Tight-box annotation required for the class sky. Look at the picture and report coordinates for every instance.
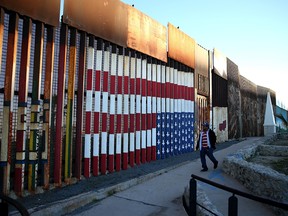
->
[120,0,288,109]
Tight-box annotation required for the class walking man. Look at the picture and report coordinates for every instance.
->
[196,122,218,171]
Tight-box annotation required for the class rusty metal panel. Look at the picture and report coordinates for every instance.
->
[63,0,127,47]
[127,6,167,62]
[168,23,195,68]
[195,44,208,76]
[0,0,60,27]
[213,48,227,80]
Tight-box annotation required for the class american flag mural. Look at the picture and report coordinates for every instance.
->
[156,63,195,159]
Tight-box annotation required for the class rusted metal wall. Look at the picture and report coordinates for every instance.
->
[168,23,195,69]
[0,0,60,27]
[63,0,127,48]
[227,58,241,139]
[213,48,227,80]
[195,44,209,97]
[127,5,167,62]
[240,75,258,137]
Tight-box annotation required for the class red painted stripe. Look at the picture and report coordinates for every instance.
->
[128,114,134,132]
[147,114,152,129]
[102,71,109,92]
[116,154,121,171]
[95,70,101,91]
[109,115,115,133]
[123,115,131,133]
[141,149,146,164]
[122,153,128,170]
[94,112,100,133]
[129,152,135,167]
[100,154,107,175]
[191,87,195,101]
[110,76,116,94]
[117,76,123,93]
[116,115,122,133]
[92,156,98,176]
[136,78,141,94]
[147,146,151,162]
[142,79,146,96]
[136,113,141,130]
[85,112,91,132]
[16,131,24,151]
[102,113,107,132]
[130,78,135,94]
[151,146,156,161]
[124,76,129,94]
[14,169,22,193]
[86,69,93,90]
[141,114,146,130]
[108,155,114,173]
[135,149,140,165]
[152,113,157,126]
[84,158,90,177]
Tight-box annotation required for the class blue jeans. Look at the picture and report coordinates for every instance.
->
[200,148,218,169]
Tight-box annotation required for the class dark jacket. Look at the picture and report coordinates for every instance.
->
[196,129,216,150]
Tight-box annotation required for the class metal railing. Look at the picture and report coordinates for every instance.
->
[0,194,29,216]
[183,174,288,216]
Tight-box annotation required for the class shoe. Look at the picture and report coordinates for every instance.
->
[214,161,218,169]
[201,168,208,172]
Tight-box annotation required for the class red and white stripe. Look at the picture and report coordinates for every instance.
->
[141,58,147,163]
[122,53,129,170]
[151,63,158,160]
[101,48,110,175]
[135,57,142,165]
[108,51,117,173]
[169,65,175,155]
[93,49,102,176]
[155,64,162,159]
[84,44,94,178]
[116,53,124,171]
[129,56,136,167]
[173,67,179,154]
[146,61,152,162]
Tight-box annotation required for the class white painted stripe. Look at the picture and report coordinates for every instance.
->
[110,95,116,115]
[136,131,141,150]
[86,91,93,111]
[102,92,109,113]
[111,53,117,76]
[130,57,135,78]
[130,95,135,114]
[84,134,91,158]
[162,98,166,112]
[147,130,151,147]
[136,95,141,113]
[152,97,156,113]
[93,134,100,156]
[123,133,129,153]
[124,95,129,114]
[147,96,152,113]
[157,98,161,113]
[87,47,94,69]
[136,58,141,78]
[116,134,122,154]
[152,128,156,147]
[129,133,135,151]
[96,50,102,71]
[124,56,130,76]
[142,97,147,113]
[118,55,124,76]
[101,132,107,153]
[95,91,101,112]
[141,131,146,148]
[117,95,123,114]
[104,51,110,72]
[109,134,115,155]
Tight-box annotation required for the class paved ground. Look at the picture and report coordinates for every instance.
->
[10,137,285,215]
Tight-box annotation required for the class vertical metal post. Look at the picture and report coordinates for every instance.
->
[155,62,162,160]
[146,57,152,162]
[228,195,238,216]
[116,47,124,171]
[64,28,77,183]
[93,39,102,176]
[141,56,147,164]
[0,8,4,74]
[151,59,157,161]
[169,60,175,156]
[15,17,32,195]
[108,45,117,173]
[54,23,67,186]
[75,31,86,179]
[84,36,94,178]
[1,12,18,195]
[135,53,141,165]
[42,25,55,188]
[189,178,197,216]
[121,48,128,170]
[160,64,166,159]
